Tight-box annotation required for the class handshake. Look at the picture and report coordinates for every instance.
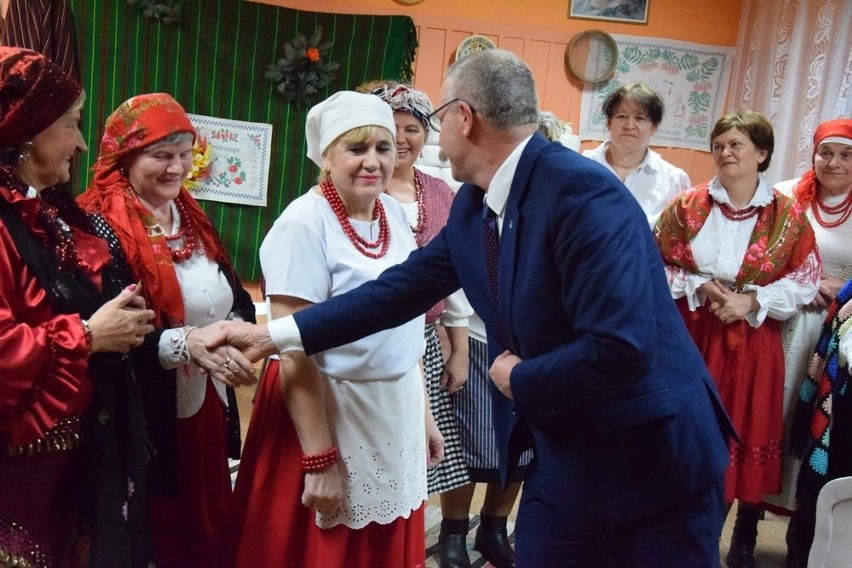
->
[184,320,280,388]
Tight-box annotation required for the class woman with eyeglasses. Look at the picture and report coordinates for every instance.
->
[655,109,820,568]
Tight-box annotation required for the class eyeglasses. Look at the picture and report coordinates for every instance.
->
[425,98,475,132]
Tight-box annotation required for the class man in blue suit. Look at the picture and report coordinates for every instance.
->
[223,49,733,566]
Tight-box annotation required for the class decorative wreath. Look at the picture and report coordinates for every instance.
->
[184,136,213,192]
[125,0,180,25]
[266,27,340,106]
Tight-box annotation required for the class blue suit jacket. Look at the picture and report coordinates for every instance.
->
[294,132,733,535]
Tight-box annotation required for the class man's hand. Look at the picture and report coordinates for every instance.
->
[223,321,280,363]
[489,350,521,399]
[187,322,257,386]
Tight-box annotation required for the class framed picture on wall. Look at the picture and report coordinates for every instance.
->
[568,0,650,24]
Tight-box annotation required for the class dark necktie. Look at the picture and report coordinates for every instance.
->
[483,203,513,349]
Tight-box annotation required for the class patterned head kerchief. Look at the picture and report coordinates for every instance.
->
[0,46,82,148]
[95,93,196,173]
[370,84,433,131]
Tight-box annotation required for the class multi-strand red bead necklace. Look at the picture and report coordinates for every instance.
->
[812,190,852,229]
[148,196,200,263]
[168,197,200,263]
[718,201,760,221]
[409,173,427,234]
[320,179,390,259]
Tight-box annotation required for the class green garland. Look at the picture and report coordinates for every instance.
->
[125,0,180,25]
[266,27,340,106]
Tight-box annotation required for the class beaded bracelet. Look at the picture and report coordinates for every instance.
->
[301,446,339,473]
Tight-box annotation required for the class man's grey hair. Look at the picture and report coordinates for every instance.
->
[446,49,539,129]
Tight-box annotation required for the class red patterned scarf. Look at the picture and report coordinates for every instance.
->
[78,93,234,327]
[656,181,816,288]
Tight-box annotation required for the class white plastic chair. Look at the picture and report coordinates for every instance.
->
[808,475,852,567]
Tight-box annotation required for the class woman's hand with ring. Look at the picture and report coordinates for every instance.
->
[187,323,257,386]
[87,284,155,353]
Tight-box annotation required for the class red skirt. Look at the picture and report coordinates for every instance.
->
[149,379,233,567]
[220,359,426,568]
[678,299,784,504]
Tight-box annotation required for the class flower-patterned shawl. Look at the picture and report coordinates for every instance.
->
[656,181,816,288]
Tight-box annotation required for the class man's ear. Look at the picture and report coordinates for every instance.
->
[459,102,475,137]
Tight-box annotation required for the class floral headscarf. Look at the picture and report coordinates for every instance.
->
[370,84,433,131]
[79,93,234,327]
[93,93,196,182]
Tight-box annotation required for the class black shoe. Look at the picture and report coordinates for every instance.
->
[784,511,814,568]
[474,514,515,568]
[726,505,761,568]
[439,518,471,568]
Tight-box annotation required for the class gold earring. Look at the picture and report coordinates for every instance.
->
[18,141,33,163]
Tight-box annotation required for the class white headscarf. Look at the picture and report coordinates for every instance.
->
[305,91,396,167]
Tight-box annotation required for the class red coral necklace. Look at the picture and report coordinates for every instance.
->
[320,179,390,259]
[718,202,760,221]
[812,190,852,229]
[410,173,427,233]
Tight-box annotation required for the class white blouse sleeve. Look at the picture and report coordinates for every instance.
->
[664,263,712,311]
[259,199,330,304]
[439,288,473,328]
[157,326,194,370]
[742,250,821,326]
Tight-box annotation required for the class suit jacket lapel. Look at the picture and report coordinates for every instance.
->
[498,132,548,354]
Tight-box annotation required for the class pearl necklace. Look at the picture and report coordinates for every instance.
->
[718,202,760,221]
[320,179,390,259]
[812,190,852,229]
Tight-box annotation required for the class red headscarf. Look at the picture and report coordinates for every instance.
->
[79,93,235,327]
[793,118,852,207]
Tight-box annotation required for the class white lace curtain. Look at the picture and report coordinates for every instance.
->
[727,0,851,183]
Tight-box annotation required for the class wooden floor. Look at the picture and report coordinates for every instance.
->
[235,380,792,568]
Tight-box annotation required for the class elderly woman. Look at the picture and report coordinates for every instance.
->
[583,82,691,226]
[656,109,820,568]
[768,117,852,566]
[0,47,155,566]
[78,93,257,567]
[222,91,443,567]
